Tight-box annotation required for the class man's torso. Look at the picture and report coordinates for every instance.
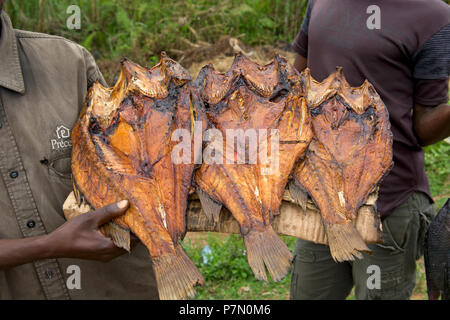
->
[0,11,158,299]
[295,0,450,217]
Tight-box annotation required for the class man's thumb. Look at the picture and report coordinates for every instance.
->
[94,200,129,226]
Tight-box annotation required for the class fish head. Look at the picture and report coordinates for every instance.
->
[85,53,192,130]
[300,68,393,221]
[318,97,348,130]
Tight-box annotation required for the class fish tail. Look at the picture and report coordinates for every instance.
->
[325,222,370,262]
[101,222,131,252]
[152,245,204,300]
[244,226,293,282]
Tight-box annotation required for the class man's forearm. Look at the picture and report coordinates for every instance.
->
[294,54,307,73]
[0,202,131,270]
[414,103,450,146]
[0,235,57,270]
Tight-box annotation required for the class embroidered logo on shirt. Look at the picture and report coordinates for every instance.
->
[51,125,72,150]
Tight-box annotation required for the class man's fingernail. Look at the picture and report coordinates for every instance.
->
[117,200,129,209]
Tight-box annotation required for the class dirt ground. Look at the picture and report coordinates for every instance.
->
[97,37,297,84]
[184,231,229,247]
[181,36,297,78]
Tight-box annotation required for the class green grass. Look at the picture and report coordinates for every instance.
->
[5,0,307,65]
[425,141,450,209]
[425,90,450,209]
[182,234,433,300]
[182,234,296,300]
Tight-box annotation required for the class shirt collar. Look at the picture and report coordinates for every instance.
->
[0,11,25,94]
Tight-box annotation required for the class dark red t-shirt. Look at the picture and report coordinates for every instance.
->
[292,0,450,218]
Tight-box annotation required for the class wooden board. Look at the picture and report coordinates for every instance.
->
[63,189,383,246]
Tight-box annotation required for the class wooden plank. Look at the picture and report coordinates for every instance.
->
[63,189,383,246]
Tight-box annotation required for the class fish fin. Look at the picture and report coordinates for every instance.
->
[152,245,205,300]
[244,226,293,282]
[354,205,383,244]
[91,136,139,176]
[101,222,131,252]
[197,188,222,224]
[325,222,370,262]
[73,181,82,206]
[288,180,308,213]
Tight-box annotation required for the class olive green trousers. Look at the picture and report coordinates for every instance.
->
[289,192,436,300]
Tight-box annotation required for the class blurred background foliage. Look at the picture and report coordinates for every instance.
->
[425,141,450,208]
[5,0,308,64]
[3,0,449,300]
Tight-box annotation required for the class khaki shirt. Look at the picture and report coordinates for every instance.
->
[0,11,158,299]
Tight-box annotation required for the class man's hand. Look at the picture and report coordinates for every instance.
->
[414,103,450,146]
[47,200,130,261]
[0,200,131,270]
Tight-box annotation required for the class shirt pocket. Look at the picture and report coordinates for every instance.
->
[43,152,73,186]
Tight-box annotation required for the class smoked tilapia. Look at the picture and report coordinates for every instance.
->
[194,53,313,281]
[71,53,206,300]
[291,68,393,262]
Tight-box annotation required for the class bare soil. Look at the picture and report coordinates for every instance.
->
[97,37,297,84]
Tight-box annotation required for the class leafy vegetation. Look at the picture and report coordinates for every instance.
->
[425,141,450,209]
[5,0,308,65]
[183,234,296,300]
[4,0,449,300]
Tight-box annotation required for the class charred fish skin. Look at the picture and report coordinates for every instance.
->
[292,68,393,262]
[425,199,450,300]
[71,53,206,300]
[194,53,313,282]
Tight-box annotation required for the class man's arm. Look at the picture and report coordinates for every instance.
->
[412,24,450,146]
[414,103,450,146]
[292,0,311,73]
[294,54,307,73]
[0,200,130,270]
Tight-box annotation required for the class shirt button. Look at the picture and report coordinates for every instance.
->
[45,270,54,279]
[26,220,36,228]
[10,171,19,179]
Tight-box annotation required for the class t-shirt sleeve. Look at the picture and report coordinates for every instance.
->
[414,78,449,106]
[292,0,312,58]
[413,24,450,106]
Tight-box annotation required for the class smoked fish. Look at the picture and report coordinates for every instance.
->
[291,68,393,262]
[71,53,206,300]
[194,53,313,281]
